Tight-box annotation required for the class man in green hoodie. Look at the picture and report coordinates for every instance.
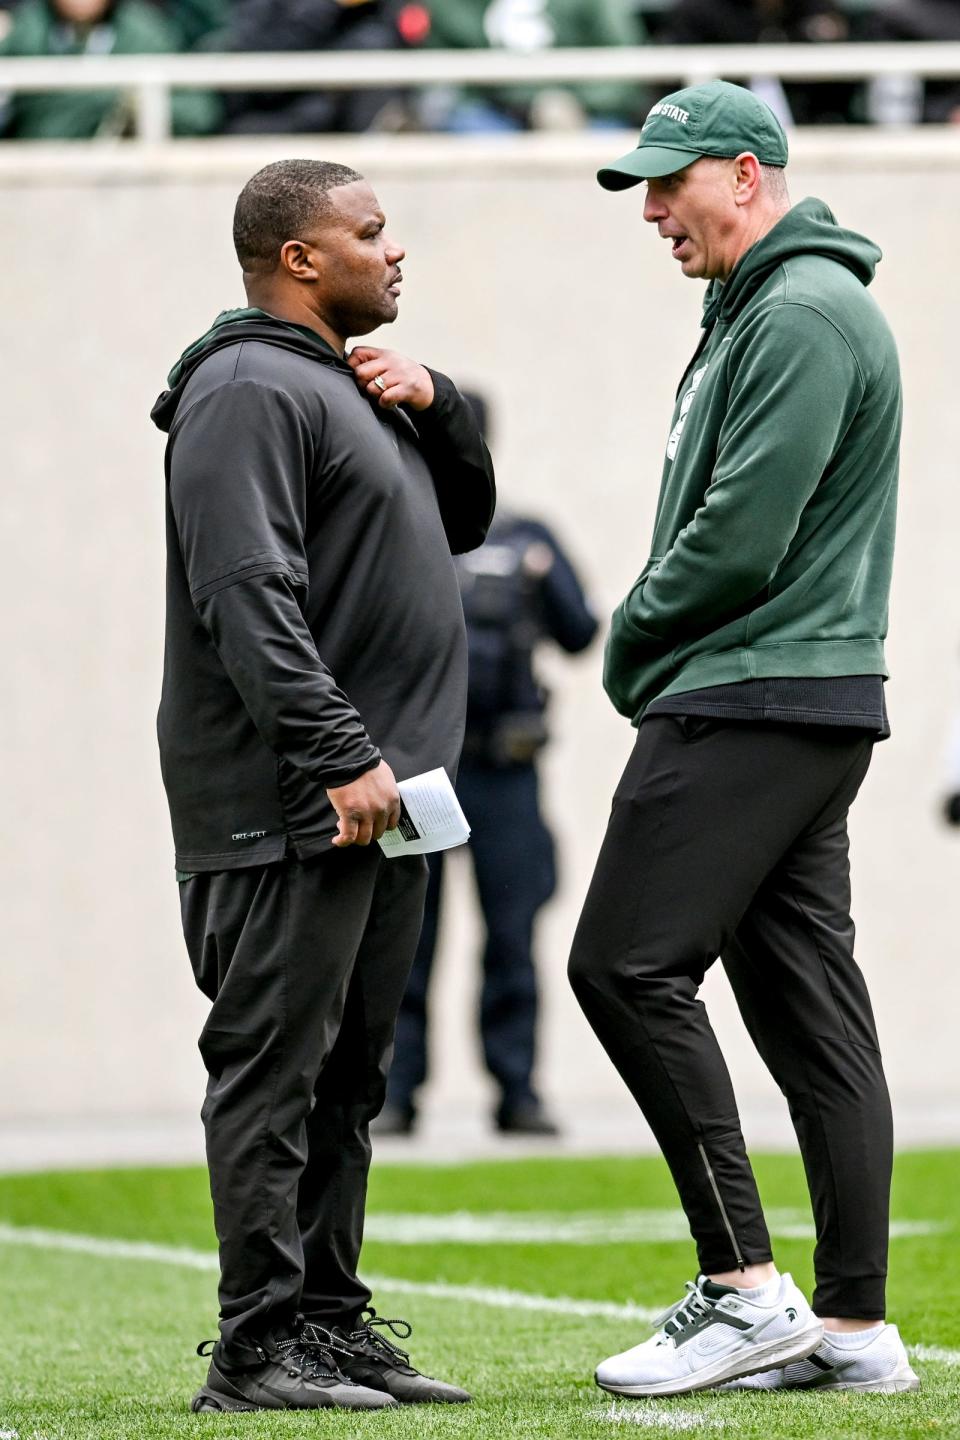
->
[568,82,917,1399]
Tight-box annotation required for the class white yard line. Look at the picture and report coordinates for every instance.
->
[367,1275,660,1323]
[597,1401,726,1430]
[362,1209,945,1246]
[1,1222,957,1369]
[910,1344,960,1367]
[0,1222,658,1322]
[0,1223,219,1271]
[0,1211,946,1250]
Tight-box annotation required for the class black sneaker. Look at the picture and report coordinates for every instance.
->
[495,1099,561,1136]
[303,1309,471,1404]
[191,1329,398,1411]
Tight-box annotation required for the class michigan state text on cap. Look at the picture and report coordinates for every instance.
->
[597,79,789,189]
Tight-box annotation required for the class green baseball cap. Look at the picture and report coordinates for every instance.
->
[597,80,788,191]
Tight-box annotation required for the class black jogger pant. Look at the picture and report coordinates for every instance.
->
[179,846,428,1365]
[567,716,892,1319]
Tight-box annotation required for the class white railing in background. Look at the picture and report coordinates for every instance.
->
[1,42,960,143]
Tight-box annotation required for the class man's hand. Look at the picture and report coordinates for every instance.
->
[328,760,401,847]
[348,347,435,411]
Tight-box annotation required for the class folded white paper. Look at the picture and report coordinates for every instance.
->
[378,768,470,858]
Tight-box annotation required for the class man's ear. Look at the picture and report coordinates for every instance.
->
[732,152,762,207]
[279,238,321,281]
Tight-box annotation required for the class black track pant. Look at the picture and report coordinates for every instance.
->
[179,847,428,1366]
[568,717,892,1319]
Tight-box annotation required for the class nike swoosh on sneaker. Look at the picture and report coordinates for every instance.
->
[789,1353,859,1388]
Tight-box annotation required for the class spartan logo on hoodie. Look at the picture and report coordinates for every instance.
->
[666,364,708,461]
[484,0,554,49]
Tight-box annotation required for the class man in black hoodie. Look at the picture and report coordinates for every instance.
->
[151,158,494,1413]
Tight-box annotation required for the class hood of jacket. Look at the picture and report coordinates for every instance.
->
[701,195,882,330]
[150,307,348,433]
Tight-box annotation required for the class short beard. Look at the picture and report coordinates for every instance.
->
[328,295,398,341]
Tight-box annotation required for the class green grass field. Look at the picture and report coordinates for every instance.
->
[0,1151,957,1439]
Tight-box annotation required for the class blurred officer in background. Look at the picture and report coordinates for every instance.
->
[942,667,960,825]
[379,394,598,1137]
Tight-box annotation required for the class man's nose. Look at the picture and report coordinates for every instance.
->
[643,190,666,224]
[385,238,405,264]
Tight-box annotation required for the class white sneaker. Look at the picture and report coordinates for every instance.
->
[723,1322,920,1393]
[595,1273,822,1398]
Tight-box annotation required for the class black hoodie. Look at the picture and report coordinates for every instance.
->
[151,310,495,871]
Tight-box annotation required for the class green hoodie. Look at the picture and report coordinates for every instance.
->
[604,196,901,724]
[164,307,337,389]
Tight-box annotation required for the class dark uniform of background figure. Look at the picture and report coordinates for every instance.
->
[380,397,597,1136]
[942,659,960,826]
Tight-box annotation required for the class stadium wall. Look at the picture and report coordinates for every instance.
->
[2,130,958,1156]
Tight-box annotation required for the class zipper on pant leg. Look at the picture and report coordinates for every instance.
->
[697,1142,745,1271]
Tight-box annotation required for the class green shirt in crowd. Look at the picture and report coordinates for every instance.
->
[428,0,647,123]
[0,0,221,138]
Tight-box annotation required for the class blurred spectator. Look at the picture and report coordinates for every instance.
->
[944,786,960,827]
[211,0,427,135]
[379,395,598,1137]
[865,0,960,124]
[663,0,851,46]
[162,0,227,49]
[943,664,960,826]
[660,0,862,126]
[0,0,221,137]
[424,0,648,133]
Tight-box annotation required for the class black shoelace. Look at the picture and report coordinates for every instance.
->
[279,1321,348,1379]
[346,1308,414,1366]
[197,1318,350,1380]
